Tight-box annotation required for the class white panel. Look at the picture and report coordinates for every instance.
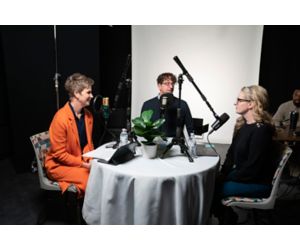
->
[132,25,263,144]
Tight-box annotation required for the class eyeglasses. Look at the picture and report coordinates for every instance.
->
[236,98,251,103]
[161,82,175,87]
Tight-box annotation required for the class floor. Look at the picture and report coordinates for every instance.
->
[0,158,66,225]
[1,143,300,225]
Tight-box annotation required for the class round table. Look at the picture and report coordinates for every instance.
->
[82,144,219,224]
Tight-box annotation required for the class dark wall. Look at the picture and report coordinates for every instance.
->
[0,25,131,173]
[259,25,300,114]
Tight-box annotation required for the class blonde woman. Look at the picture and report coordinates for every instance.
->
[213,85,276,224]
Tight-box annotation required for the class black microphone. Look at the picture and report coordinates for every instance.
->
[208,113,230,135]
[93,95,103,113]
[160,93,174,110]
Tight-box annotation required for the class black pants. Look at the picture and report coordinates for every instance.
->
[63,191,84,225]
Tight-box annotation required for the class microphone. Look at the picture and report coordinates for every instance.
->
[93,95,102,113]
[208,113,230,135]
[160,93,174,110]
[102,97,110,122]
[92,95,110,122]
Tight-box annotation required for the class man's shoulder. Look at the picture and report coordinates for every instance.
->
[143,97,158,105]
[279,100,294,109]
[177,98,190,108]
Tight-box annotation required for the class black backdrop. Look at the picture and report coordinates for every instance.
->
[0,25,131,172]
[259,25,300,114]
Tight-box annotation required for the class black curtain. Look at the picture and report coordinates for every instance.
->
[0,31,12,159]
[99,25,131,107]
[0,25,131,173]
[259,25,300,114]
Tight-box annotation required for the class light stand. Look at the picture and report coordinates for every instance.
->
[53,25,60,110]
[160,74,194,162]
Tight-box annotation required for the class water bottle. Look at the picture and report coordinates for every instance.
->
[119,128,128,147]
[290,111,299,130]
[188,132,197,158]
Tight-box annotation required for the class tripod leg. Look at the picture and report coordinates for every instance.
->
[179,143,194,162]
[160,142,174,159]
[98,129,107,146]
[99,123,118,146]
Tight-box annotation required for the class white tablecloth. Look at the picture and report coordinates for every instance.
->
[82,144,219,225]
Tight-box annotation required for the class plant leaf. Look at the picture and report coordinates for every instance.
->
[141,110,153,123]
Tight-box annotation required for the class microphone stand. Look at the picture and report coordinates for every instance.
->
[98,123,118,146]
[111,54,132,147]
[113,54,131,109]
[173,56,220,121]
[160,74,194,162]
[125,79,132,132]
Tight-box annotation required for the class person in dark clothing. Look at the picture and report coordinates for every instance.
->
[141,72,193,137]
[212,85,277,224]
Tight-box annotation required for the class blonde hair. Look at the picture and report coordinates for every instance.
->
[234,85,274,134]
[64,73,94,98]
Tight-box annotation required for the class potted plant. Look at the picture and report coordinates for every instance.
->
[132,109,165,158]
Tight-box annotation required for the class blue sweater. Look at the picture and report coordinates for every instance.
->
[141,96,194,137]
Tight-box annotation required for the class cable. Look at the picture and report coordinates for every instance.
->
[206,133,220,158]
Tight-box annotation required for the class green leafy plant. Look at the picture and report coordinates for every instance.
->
[132,109,165,145]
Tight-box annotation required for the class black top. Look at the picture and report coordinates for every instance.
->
[141,96,194,137]
[221,122,276,184]
[69,102,87,151]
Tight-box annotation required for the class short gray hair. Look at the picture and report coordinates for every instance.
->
[64,73,94,98]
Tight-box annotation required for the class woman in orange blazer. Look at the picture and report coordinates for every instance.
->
[45,73,94,198]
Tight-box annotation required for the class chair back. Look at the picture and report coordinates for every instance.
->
[30,131,60,191]
[268,145,293,202]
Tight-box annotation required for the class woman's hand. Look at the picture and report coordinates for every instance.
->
[81,161,91,169]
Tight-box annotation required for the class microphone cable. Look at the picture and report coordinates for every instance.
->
[206,132,220,158]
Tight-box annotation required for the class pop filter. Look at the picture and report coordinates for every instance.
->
[93,94,103,113]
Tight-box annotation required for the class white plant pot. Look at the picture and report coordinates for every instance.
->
[141,143,158,159]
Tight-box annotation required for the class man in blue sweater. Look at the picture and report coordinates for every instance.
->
[141,72,193,137]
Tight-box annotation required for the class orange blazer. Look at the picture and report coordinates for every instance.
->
[45,102,94,170]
